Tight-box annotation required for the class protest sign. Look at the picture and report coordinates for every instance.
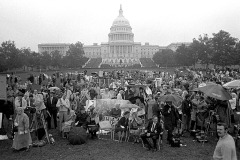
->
[155,78,162,87]
[95,99,130,114]
[0,75,7,100]
[99,71,103,77]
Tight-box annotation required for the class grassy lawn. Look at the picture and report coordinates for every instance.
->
[0,124,240,160]
[0,67,176,83]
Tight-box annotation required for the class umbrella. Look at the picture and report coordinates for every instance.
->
[49,87,60,92]
[128,96,145,104]
[223,80,240,88]
[158,94,183,106]
[120,104,140,109]
[197,83,232,101]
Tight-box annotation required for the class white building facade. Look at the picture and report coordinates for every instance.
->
[83,6,161,66]
[38,43,70,56]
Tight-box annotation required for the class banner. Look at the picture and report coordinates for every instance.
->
[155,78,162,87]
[0,76,7,100]
[94,99,130,114]
[99,71,103,77]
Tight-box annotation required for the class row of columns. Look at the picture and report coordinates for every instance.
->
[109,34,133,41]
[109,45,133,54]
[41,47,66,51]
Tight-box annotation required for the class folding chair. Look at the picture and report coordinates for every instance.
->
[98,120,113,140]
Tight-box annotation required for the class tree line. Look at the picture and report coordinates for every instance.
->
[153,30,240,69]
[0,41,88,72]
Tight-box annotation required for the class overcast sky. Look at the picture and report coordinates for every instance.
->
[0,0,240,51]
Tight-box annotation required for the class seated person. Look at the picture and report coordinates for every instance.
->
[129,112,143,143]
[115,111,130,142]
[141,115,163,151]
[75,106,89,130]
[62,109,76,138]
[109,104,122,118]
[87,105,99,139]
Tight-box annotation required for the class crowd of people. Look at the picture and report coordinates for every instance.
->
[0,67,239,159]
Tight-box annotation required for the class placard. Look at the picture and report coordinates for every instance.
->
[99,71,103,77]
[0,76,7,100]
[155,78,162,87]
[95,99,130,114]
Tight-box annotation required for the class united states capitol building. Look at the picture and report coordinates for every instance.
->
[38,5,190,68]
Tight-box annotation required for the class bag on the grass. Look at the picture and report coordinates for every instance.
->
[171,135,181,147]
[68,127,87,145]
[171,126,181,147]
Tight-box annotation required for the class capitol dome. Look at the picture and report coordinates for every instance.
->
[112,5,130,26]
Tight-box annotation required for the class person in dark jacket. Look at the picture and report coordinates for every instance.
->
[46,91,59,129]
[152,97,161,121]
[115,111,130,142]
[75,107,89,130]
[141,115,163,151]
[109,104,122,118]
[124,87,134,100]
[181,94,192,133]
[162,101,180,144]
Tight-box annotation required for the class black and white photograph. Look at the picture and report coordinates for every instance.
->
[0,0,240,159]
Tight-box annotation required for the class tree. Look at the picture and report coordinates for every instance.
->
[0,41,21,70]
[40,51,52,68]
[51,50,62,68]
[153,49,175,67]
[30,51,41,68]
[20,48,32,67]
[65,42,88,68]
[211,30,238,68]
[188,39,200,68]
[175,44,191,66]
[197,34,214,69]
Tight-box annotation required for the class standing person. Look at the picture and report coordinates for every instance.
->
[46,91,58,129]
[125,87,134,100]
[213,122,237,160]
[15,91,27,110]
[101,88,111,99]
[117,90,124,100]
[151,96,161,121]
[56,92,70,132]
[181,94,192,133]
[12,107,32,152]
[162,101,180,144]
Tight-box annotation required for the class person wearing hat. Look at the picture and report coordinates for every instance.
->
[162,101,181,144]
[115,111,130,142]
[75,106,89,130]
[14,91,27,110]
[46,91,58,129]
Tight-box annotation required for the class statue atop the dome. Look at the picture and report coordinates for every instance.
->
[119,4,123,16]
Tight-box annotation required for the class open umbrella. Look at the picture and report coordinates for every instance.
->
[223,80,240,88]
[49,87,60,92]
[158,94,183,106]
[128,96,145,104]
[197,83,232,101]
